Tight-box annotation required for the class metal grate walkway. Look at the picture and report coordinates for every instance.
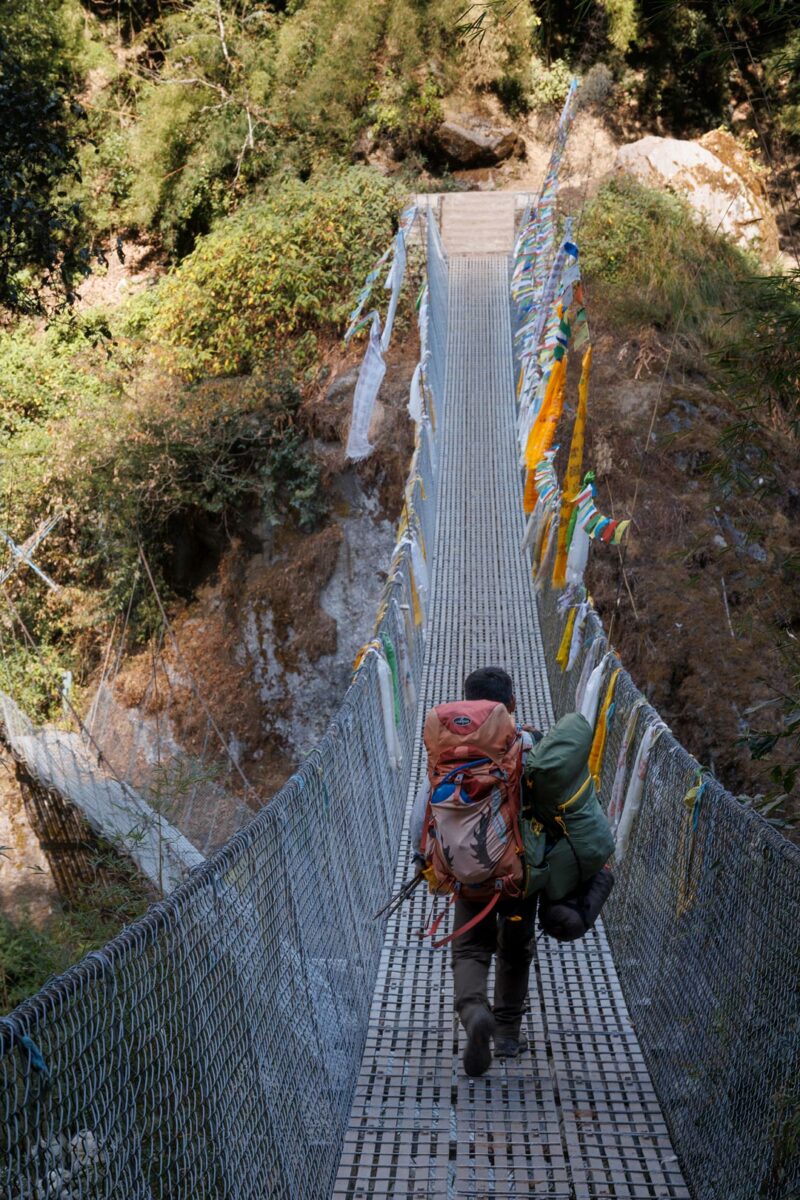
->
[333,255,690,1199]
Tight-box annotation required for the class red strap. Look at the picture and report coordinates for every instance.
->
[430,890,501,949]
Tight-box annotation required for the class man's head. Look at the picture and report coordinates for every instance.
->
[464,666,515,713]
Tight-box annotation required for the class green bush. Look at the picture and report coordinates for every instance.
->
[1,869,147,1013]
[69,13,134,238]
[149,166,405,377]
[627,2,729,134]
[599,0,638,55]
[274,0,388,151]
[0,161,403,715]
[124,1,279,254]
[529,56,573,110]
[128,80,265,256]
[81,126,138,237]
[0,914,75,1013]
[0,2,90,309]
[717,269,800,428]
[0,640,69,724]
[1,368,326,634]
[713,268,800,492]
[765,29,800,137]
[368,75,445,151]
[580,177,754,341]
[0,312,117,435]
[493,69,530,117]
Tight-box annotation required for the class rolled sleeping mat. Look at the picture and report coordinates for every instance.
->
[538,865,614,942]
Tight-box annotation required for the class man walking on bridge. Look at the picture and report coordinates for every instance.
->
[413,664,614,1077]
[412,666,540,1077]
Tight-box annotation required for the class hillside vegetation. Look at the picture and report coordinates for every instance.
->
[578,178,799,823]
[0,0,799,999]
[4,1,799,298]
[0,167,404,718]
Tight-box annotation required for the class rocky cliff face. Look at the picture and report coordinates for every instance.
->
[80,344,418,848]
[241,496,394,754]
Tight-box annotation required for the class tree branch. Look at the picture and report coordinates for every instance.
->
[216,0,233,69]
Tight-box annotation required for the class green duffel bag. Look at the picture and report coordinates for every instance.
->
[523,712,615,902]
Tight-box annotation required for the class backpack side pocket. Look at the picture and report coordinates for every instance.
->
[519,815,549,899]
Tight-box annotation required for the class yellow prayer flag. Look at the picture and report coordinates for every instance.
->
[552,345,591,588]
[537,512,553,566]
[523,468,538,514]
[612,519,631,544]
[524,356,568,473]
[589,666,620,787]
[372,602,387,634]
[556,606,577,671]
[408,568,423,626]
[354,639,379,673]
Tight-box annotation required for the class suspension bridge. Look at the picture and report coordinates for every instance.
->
[1,195,798,1200]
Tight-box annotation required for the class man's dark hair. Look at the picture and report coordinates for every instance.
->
[464,666,513,706]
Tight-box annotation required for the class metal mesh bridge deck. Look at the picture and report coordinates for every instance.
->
[333,255,690,1199]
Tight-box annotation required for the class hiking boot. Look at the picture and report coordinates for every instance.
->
[494,1035,527,1059]
[462,1005,495,1078]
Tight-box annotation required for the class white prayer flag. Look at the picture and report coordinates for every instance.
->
[346,312,386,461]
[381,230,407,352]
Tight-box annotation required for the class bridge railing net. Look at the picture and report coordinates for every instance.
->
[537,567,800,1200]
[426,208,448,408]
[0,215,449,1200]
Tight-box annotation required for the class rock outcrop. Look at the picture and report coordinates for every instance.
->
[615,131,779,261]
[436,115,524,168]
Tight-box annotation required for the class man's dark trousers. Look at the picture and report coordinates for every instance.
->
[451,894,538,1038]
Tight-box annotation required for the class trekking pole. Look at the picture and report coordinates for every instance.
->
[373,871,424,920]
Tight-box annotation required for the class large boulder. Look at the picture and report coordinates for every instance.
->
[436,115,524,168]
[615,131,779,261]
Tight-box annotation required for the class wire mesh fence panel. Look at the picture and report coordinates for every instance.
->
[515,205,799,1198]
[0,234,448,1199]
[537,577,800,1200]
[0,691,207,896]
[426,211,448,415]
[83,681,256,859]
[0,568,435,1200]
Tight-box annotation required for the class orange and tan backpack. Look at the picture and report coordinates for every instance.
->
[419,699,525,945]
